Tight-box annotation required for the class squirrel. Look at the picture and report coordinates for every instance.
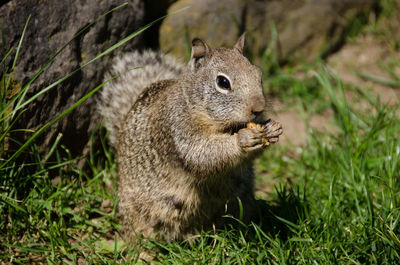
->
[98,33,283,243]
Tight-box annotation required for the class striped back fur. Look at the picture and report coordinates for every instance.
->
[98,50,185,146]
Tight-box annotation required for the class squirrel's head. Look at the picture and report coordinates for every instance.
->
[184,33,266,133]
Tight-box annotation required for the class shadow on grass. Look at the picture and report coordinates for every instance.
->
[254,185,307,241]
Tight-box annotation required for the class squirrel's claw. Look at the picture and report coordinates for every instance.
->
[262,119,283,141]
[241,119,283,151]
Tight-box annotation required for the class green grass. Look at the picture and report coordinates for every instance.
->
[1,5,400,264]
[2,67,398,264]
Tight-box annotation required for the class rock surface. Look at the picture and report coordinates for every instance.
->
[1,0,145,157]
[159,0,246,60]
[159,0,376,62]
[246,0,377,62]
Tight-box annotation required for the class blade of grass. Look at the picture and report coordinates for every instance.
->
[0,47,13,66]
[356,70,400,88]
[5,16,30,93]
[41,132,63,164]
[1,243,49,253]
[0,196,28,213]
[0,109,27,143]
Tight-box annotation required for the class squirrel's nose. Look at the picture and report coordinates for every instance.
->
[251,96,265,116]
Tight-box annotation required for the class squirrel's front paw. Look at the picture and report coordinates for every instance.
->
[237,128,265,152]
[239,119,283,152]
[262,119,283,145]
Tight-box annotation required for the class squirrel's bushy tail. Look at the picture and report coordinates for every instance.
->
[98,50,185,147]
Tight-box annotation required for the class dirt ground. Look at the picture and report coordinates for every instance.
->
[270,28,400,147]
[328,34,400,106]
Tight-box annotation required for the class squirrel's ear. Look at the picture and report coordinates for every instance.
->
[191,38,211,60]
[234,32,246,54]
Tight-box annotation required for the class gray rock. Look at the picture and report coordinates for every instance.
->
[159,0,376,62]
[159,0,246,60]
[246,0,377,62]
[1,0,145,158]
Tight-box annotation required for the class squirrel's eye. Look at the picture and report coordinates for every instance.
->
[216,75,231,90]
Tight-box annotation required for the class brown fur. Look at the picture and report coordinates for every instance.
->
[101,34,283,242]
